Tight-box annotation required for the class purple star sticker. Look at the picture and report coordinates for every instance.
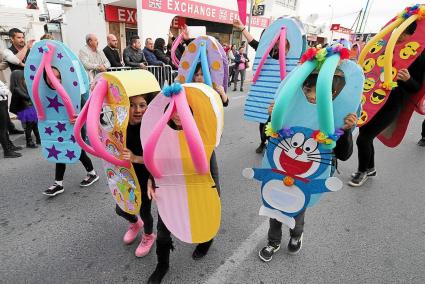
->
[38,47,44,53]
[70,135,76,143]
[45,127,53,136]
[65,150,76,161]
[55,122,66,133]
[46,96,64,113]
[57,53,63,59]
[46,145,61,160]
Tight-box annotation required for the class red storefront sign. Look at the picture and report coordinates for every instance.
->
[330,24,340,31]
[330,24,352,34]
[104,5,137,25]
[142,0,271,28]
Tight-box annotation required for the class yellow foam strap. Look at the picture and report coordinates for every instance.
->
[383,15,418,90]
[358,18,403,65]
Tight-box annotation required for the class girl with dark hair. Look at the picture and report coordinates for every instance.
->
[117,90,159,257]
[153,38,172,66]
[9,70,40,148]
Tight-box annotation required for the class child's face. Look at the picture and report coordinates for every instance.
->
[194,68,204,83]
[129,95,147,125]
[171,111,182,128]
[46,68,61,89]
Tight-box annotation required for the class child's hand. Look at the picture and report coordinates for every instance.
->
[267,101,275,115]
[69,115,77,124]
[147,179,157,201]
[342,113,357,130]
[122,148,134,162]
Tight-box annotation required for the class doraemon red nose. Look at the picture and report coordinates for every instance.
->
[295,147,303,155]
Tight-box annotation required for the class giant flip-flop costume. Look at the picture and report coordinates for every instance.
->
[74,70,161,215]
[244,17,307,123]
[358,4,425,147]
[141,82,224,243]
[243,45,364,228]
[24,40,89,163]
[171,35,228,92]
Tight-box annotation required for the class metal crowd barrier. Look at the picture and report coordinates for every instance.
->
[107,65,176,87]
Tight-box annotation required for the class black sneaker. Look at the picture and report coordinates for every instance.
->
[255,143,266,154]
[418,138,425,147]
[26,141,38,148]
[4,151,22,158]
[43,183,64,196]
[351,168,376,178]
[259,243,280,262]
[192,239,213,260]
[287,234,303,255]
[348,171,368,187]
[10,145,23,151]
[9,129,24,135]
[80,173,99,187]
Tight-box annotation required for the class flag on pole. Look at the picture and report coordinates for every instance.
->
[237,0,247,25]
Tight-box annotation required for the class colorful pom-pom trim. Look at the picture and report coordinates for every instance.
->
[312,128,344,145]
[399,4,425,21]
[299,44,350,69]
[163,82,183,97]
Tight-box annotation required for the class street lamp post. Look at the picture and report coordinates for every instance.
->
[329,3,334,42]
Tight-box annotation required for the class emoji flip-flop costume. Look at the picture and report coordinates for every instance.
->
[74,70,161,215]
[24,40,89,163]
[244,17,306,123]
[141,83,223,243]
[358,5,425,147]
[243,44,363,228]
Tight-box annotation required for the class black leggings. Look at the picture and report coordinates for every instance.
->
[0,101,11,151]
[421,119,425,138]
[55,150,94,181]
[356,97,401,172]
[115,183,154,235]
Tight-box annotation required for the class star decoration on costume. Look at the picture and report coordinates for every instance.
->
[55,122,67,133]
[70,135,76,143]
[57,53,63,59]
[65,150,76,160]
[45,127,53,136]
[38,47,44,53]
[46,145,61,160]
[46,96,64,113]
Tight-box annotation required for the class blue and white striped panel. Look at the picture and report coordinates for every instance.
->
[244,56,298,123]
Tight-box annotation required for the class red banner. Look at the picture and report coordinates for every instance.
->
[104,5,137,25]
[142,0,270,28]
[330,24,352,34]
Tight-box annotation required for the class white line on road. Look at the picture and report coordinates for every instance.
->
[231,95,247,100]
[204,219,269,284]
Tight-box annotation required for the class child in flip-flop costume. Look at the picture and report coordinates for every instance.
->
[243,43,363,261]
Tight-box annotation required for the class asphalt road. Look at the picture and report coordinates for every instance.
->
[1,87,425,284]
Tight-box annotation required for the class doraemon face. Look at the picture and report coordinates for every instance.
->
[267,127,331,180]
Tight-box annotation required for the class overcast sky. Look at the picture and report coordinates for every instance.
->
[298,0,413,33]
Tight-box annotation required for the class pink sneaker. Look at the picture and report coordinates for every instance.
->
[123,219,143,245]
[135,233,157,257]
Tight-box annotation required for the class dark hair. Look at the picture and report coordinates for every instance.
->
[194,62,202,75]
[141,91,159,105]
[43,66,61,90]
[405,21,417,35]
[130,35,140,45]
[303,70,346,95]
[9,28,24,38]
[238,46,245,51]
[154,38,166,50]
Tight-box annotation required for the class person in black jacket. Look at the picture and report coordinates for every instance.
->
[418,119,425,146]
[9,70,40,148]
[349,22,425,186]
[258,70,357,262]
[103,34,123,68]
[123,35,148,68]
[153,38,172,66]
